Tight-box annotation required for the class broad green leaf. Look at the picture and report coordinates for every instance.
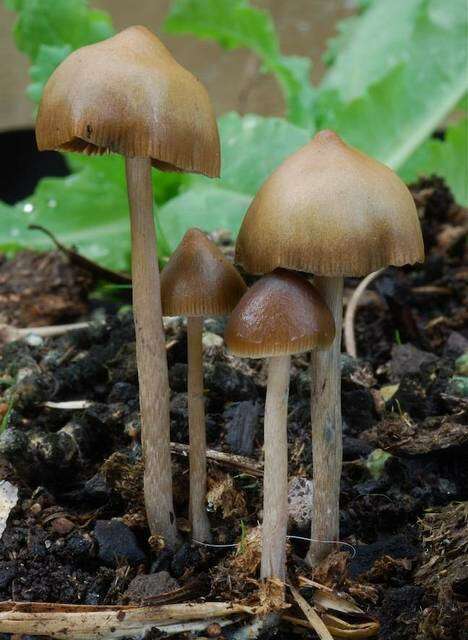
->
[1,113,308,263]
[164,0,316,130]
[0,161,171,271]
[0,202,30,254]
[400,119,468,205]
[9,0,114,59]
[317,0,468,169]
[3,0,20,9]
[159,187,251,252]
[27,44,72,103]
[4,0,115,103]
[190,112,310,195]
[67,153,187,207]
[160,113,310,249]
[321,0,422,101]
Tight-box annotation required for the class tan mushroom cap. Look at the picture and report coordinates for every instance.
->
[236,130,424,276]
[225,269,335,358]
[36,26,220,177]
[161,228,247,317]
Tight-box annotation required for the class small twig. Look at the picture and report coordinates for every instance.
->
[28,224,131,284]
[157,615,243,636]
[0,322,91,344]
[344,269,385,358]
[289,584,333,640]
[0,601,256,639]
[282,614,314,629]
[170,442,263,477]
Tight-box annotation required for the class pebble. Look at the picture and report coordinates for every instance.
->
[443,331,468,359]
[84,474,110,502]
[206,622,223,637]
[51,517,75,536]
[123,571,179,604]
[94,519,145,567]
[63,532,94,562]
[25,333,44,347]
[202,332,223,348]
[389,344,438,380]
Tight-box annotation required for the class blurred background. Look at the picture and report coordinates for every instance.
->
[0,1,354,131]
[0,0,466,269]
[0,0,356,206]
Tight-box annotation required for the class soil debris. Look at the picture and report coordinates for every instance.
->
[0,250,92,327]
[0,178,464,639]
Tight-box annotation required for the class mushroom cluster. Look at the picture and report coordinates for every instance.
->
[36,26,220,549]
[236,130,424,565]
[35,25,424,598]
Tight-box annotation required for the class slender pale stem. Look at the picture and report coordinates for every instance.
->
[307,276,343,566]
[126,156,177,548]
[261,355,290,582]
[187,315,212,543]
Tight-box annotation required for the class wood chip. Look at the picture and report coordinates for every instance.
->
[289,585,333,640]
[0,601,257,639]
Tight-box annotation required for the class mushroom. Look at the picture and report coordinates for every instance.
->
[235,130,424,564]
[161,229,246,542]
[225,269,335,581]
[35,27,220,548]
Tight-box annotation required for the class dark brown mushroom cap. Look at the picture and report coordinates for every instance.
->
[225,269,335,358]
[236,130,424,276]
[36,26,220,177]
[161,228,247,317]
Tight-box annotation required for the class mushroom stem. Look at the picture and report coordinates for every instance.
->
[261,354,290,582]
[187,315,212,543]
[307,276,343,565]
[126,156,177,548]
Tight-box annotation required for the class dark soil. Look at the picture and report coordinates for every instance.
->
[0,178,466,639]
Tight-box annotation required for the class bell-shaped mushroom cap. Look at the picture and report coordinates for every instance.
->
[36,26,220,177]
[161,228,247,317]
[225,269,335,358]
[236,130,424,276]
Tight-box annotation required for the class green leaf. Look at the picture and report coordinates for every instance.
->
[160,113,310,249]
[67,153,186,207]
[0,202,29,255]
[164,0,316,130]
[191,112,310,195]
[159,187,251,252]
[5,0,114,103]
[400,119,468,205]
[26,44,72,103]
[321,0,422,101]
[366,449,392,480]
[0,159,171,271]
[2,113,308,264]
[9,0,114,59]
[317,0,468,169]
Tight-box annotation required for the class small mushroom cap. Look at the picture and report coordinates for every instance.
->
[161,228,247,317]
[236,130,424,276]
[36,26,220,177]
[225,269,335,358]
